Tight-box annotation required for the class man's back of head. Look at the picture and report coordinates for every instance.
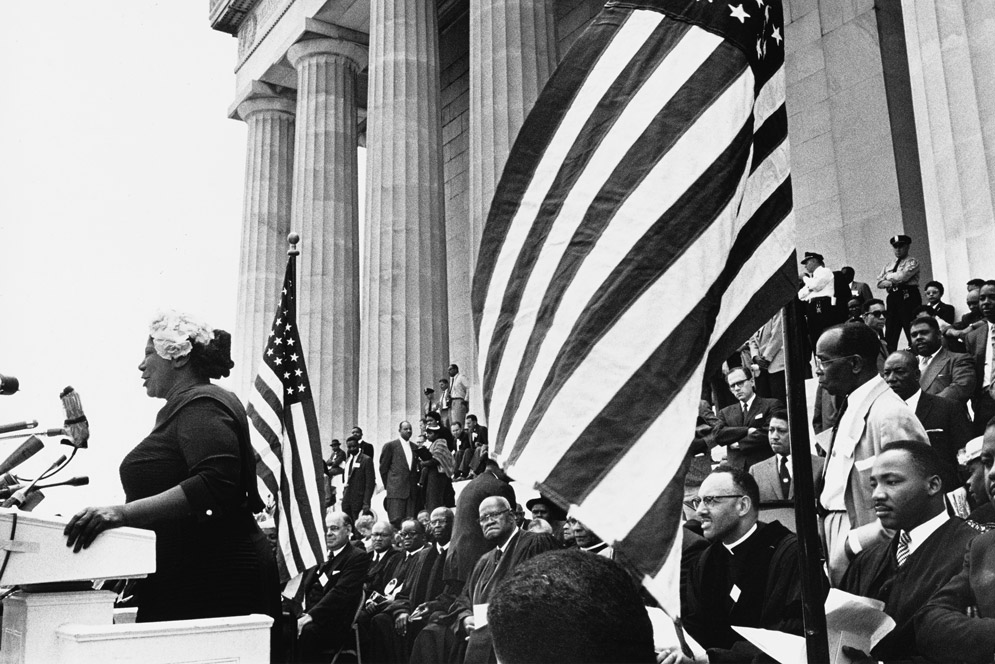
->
[488,549,656,664]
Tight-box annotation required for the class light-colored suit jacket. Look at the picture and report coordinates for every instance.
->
[920,346,976,404]
[751,454,824,503]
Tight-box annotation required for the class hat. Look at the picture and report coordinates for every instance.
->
[525,495,568,522]
[330,440,341,447]
[800,251,824,264]
[959,436,984,465]
[889,234,912,247]
[425,422,441,431]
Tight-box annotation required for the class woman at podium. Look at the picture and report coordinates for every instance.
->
[64,311,279,623]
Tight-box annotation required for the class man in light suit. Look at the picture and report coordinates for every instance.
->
[816,323,928,584]
[910,316,976,405]
[380,421,419,527]
[341,435,375,522]
[965,281,995,434]
[712,367,784,470]
[883,351,972,492]
[750,410,823,504]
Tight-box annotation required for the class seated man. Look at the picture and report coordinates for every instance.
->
[839,441,980,661]
[489,549,657,664]
[365,520,401,596]
[568,514,613,557]
[910,316,976,404]
[711,367,783,470]
[750,409,823,504]
[683,466,816,659]
[296,512,369,663]
[364,518,426,615]
[916,418,995,663]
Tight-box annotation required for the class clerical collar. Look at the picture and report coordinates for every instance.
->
[437,542,449,554]
[497,527,520,553]
[723,523,758,553]
[581,541,609,554]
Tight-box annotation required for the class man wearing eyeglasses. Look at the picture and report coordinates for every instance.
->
[861,299,889,372]
[712,367,784,470]
[683,466,814,655]
[815,323,928,585]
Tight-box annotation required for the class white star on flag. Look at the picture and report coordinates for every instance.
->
[729,4,749,22]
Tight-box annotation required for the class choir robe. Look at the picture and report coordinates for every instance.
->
[683,521,815,654]
[409,530,556,664]
[365,548,402,595]
[840,517,979,661]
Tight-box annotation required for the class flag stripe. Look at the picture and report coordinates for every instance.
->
[479,19,702,415]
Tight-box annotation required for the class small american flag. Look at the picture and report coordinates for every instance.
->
[247,252,327,584]
[473,0,795,612]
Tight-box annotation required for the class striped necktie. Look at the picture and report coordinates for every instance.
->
[895,530,912,568]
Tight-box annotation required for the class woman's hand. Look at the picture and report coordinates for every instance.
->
[64,505,127,553]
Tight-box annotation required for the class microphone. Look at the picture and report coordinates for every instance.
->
[36,476,89,490]
[0,436,44,475]
[0,374,18,396]
[3,454,67,509]
[0,427,64,441]
[60,386,89,449]
[0,420,38,435]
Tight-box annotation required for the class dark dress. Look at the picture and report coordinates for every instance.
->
[120,383,279,623]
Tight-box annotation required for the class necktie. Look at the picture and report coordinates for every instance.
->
[896,530,912,568]
[347,454,355,480]
[741,402,748,421]
[919,354,930,370]
[493,547,502,564]
[830,395,849,446]
[779,456,791,499]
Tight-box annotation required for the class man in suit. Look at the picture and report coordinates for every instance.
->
[884,350,972,491]
[341,435,375,521]
[380,421,418,527]
[816,323,928,584]
[841,265,873,305]
[460,413,489,477]
[750,410,823,504]
[839,442,980,662]
[965,281,995,434]
[911,316,976,404]
[365,521,401,596]
[296,512,370,663]
[711,366,783,470]
[351,426,375,460]
[923,280,956,325]
[684,466,814,656]
[916,419,995,663]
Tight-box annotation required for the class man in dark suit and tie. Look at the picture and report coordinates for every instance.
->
[916,418,995,663]
[839,442,980,662]
[296,512,370,663]
[380,421,419,527]
[910,316,976,405]
[712,367,784,470]
[750,410,823,504]
[341,435,375,521]
[965,281,995,434]
[884,351,972,491]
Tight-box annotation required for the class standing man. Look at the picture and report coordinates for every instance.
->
[712,367,783,470]
[351,426,375,460]
[965,280,995,434]
[341,435,375,522]
[436,378,451,425]
[815,323,928,584]
[876,234,921,352]
[842,266,873,305]
[447,363,469,429]
[861,299,890,371]
[380,421,418,527]
[839,442,980,662]
[911,316,976,405]
[749,313,786,402]
[798,252,843,350]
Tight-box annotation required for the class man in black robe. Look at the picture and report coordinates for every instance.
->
[839,441,980,661]
[364,521,401,596]
[410,496,556,664]
[683,466,817,660]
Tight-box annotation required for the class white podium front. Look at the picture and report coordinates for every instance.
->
[0,509,271,663]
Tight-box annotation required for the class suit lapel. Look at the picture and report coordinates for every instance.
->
[916,393,933,421]
[921,350,943,390]
[764,460,782,499]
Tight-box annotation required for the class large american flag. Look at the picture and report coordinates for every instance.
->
[247,253,326,584]
[473,0,795,612]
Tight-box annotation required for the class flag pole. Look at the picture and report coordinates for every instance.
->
[781,303,829,663]
[288,232,300,256]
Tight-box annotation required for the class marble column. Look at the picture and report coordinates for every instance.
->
[461,2,558,417]
[901,0,995,307]
[232,94,296,402]
[361,0,449,450]
[287,38,367,450]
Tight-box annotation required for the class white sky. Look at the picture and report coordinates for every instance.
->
[0,3,248,513]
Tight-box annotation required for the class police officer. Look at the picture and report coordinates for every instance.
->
[876,234,920,352]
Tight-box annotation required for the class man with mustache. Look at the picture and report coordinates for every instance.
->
[839,441,979,662]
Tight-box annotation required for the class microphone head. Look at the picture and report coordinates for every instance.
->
[60,387,89,449]
[0,374,19,396]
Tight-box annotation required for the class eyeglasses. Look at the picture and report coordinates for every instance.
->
[690,495,744,509]
[478,508,511,524]
[399,531,419,538]
[814,355,856,370]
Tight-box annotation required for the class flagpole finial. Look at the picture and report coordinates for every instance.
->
[287,232,300,256]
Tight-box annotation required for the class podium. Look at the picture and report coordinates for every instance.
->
[0,509,272,663]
